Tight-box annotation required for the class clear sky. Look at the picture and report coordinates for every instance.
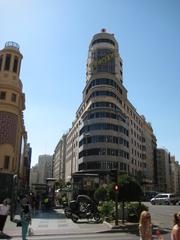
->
[1,0,180,166]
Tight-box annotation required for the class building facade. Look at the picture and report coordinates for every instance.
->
[64,30,157,188]
[53,134,67,182]
[156,148,171,193]
[0,42,30,191]
[37,154,53,184]
[170,156,180,195]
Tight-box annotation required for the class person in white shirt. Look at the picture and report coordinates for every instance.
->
[0,199,10,235]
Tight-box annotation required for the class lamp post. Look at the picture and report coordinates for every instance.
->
[10,175,18,221]
[111,167,118,226]
[115,183,119,226]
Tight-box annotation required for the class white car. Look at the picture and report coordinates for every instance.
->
[150,193,178,205]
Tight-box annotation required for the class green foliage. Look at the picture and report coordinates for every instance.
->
[94,186,107,202]
[118,175,143,201]
[55,179,65,189]
[98,201,114,221]
[105,174,143,202]
[126,202,148,222]
[106,183,116,201]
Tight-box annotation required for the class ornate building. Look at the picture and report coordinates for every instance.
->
[0,42,30,193]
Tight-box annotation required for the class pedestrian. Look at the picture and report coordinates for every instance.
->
[171,211,180,240]
[139,211,152,240]
[44,197,49,211]
[0,199,10,236]
[20,198,32,240]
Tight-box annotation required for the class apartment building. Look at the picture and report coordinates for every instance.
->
[170,156,180,195]
[53,134,67,182]
[64,30,157,187]
[38,154,53,184]
[156,148,171,192]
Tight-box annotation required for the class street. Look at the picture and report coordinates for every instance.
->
[2,203,178,239]
[145,202,180,229]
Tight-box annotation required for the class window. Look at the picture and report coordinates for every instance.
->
[4,54,11,71]
[4,156,10,169]
[13,56,18,73]
[0,91,6,100]
[11,93,17,102]
[92,38,115,46]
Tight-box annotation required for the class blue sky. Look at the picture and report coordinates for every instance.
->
[1,0,180,166]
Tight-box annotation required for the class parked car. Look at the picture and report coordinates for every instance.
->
[143,191,159,201]
[150,193,180,205]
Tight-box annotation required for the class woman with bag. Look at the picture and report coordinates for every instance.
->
[20,198,32,240]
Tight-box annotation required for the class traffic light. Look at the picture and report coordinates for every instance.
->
[114,184,119,191]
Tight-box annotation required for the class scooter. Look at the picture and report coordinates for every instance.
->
[64,195,101,223]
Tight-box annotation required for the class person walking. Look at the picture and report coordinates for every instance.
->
[0,199,10,236]
[20,198,32,240]
[171,211,180,240]
[139,211,152,240]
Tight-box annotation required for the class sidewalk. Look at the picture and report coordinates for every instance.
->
[2,209,171,239]
[2,209,110,238]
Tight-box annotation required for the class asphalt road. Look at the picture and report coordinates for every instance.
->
[144,202,180,229]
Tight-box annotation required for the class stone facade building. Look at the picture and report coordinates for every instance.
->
[0,42,30,190]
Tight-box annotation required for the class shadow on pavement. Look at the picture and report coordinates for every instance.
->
[74,220,102,224]
[0,233,12,239]
[32,209,65,219]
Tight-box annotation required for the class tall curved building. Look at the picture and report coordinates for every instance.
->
[79,30,129,172]
[65,30,156,189]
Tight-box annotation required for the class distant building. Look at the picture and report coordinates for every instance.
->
[170,156,180,194]
[38,154,53,184]
[53,134,67,182]
[30,164,39,187]
[156,148,171,192]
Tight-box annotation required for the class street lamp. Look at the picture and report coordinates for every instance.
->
[114,183,119,226]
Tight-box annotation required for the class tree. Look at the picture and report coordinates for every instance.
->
[118,175,143,201]
[107,174,143,202]
[94,186,107,202]
[54,179,65,190]
[107,174,144,223]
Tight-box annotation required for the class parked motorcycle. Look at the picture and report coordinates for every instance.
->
[64,195,101,223]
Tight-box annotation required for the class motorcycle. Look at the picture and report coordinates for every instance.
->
[64,195,101,223]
